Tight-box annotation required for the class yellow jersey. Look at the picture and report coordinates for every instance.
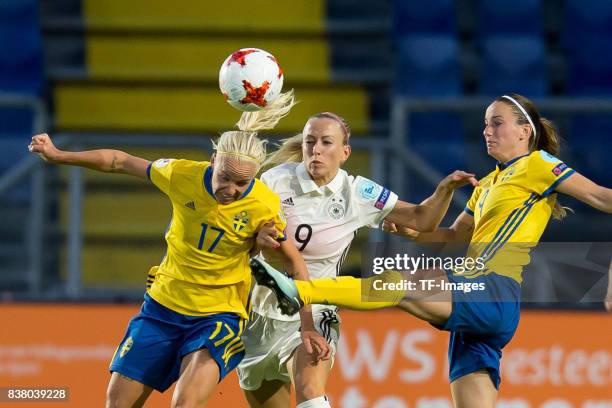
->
[464,150,575,283]
[145,159,286,318]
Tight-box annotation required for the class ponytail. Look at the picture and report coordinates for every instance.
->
[263,133,304,168]
[214,90,297,172]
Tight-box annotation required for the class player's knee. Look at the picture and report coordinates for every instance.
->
[295,381,325,402]
[172,395,202,408]
[105,390,129,408]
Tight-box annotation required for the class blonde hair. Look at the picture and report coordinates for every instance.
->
[263,111,351,168]
[213,90,296,172]
[264,133,304,168]
[497,93,568,220]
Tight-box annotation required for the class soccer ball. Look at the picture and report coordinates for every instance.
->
[219,48,284,112]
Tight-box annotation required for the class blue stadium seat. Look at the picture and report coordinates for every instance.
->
[563,0,612,49]
[0,0,44,95]
[395,35,461,97]
[0,107,36,135]
[476,0,542,36]
[478,36,547,96]
[0,136,32,203]
[568,115,612,186]
[405,112,466,200]
[565,36,612,96]
[393,0,456,35]
[562,0,612,95]
[0,105,36,203]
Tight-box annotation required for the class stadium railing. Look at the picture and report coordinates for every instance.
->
[0,93,47,295]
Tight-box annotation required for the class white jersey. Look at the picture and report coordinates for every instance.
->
[252,162,398,321]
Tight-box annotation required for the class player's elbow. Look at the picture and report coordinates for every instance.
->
[589,186,612,213]
[413,206,438,232]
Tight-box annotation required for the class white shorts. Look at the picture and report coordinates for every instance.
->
[237,308,341,391]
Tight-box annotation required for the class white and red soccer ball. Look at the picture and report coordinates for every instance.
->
[219,48,284,112]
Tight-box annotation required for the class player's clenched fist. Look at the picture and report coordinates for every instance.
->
[28,133,62,163]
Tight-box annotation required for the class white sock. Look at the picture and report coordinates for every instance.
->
[296,396,331,408]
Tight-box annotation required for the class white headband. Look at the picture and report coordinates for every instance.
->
[502,95,536,137]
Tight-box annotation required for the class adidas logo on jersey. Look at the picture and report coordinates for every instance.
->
[281,197,294,206]
[184,201,196,210]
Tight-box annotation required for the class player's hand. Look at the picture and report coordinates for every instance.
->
[256,220,280,249]
[28,133,61,163]
[300,329,331,362]
[605,292,612,312]
[439,170,479,190]
[382,220,420,239]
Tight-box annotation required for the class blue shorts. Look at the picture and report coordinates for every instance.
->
[109,293,245,392]
[435,271,521,389]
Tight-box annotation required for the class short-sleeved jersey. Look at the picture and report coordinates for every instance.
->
[252,162,399,320]
[146,159,286,318]
[463,150,575,283]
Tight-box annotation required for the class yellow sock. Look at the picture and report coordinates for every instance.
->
[295,271,405,311]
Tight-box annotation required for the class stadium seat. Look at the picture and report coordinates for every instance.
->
[0,106,36,203]
[405,112,466,200]
[478,35,547,96]
[0,0,44,95]
[395,35,461,97]
[55,84,370,134]
[0,106,36,135]
[565,36,612,96]
[476,0,542,37]
[568,115,612,186]
[0,136,32,203]
[563,0,612,95]
[563,0,612,50]
[393,0,456,35]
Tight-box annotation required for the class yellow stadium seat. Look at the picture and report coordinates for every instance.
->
[87,36,330,83]
[59,191,171,238]
[83,0,324,33]
[61,243,166,287]
[55,84,369,134]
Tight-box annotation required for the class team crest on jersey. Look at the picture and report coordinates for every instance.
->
[500,168,515,182]
[327,197,345,219]
[119,337,133,358]
[233,211,249,231]
[358,180,382,200]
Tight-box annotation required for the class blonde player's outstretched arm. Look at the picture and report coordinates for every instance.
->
[28,133,150,179]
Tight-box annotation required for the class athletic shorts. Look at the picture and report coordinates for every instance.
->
[435,271,521,389]
[237,308,340,391]
[109,293,245,392]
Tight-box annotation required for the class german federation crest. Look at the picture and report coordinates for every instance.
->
[327,197,345,219]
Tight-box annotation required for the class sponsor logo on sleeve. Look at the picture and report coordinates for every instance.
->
[375,188,391,210]
[552,162,568,176]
